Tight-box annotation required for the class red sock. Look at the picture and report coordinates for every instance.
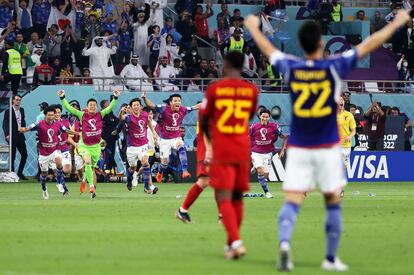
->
[218,199,239,245]
[181,184,204,211]
[232,199,244,229]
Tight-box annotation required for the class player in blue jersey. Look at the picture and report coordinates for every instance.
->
[245,10,410,272]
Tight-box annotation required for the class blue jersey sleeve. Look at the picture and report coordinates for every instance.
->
[185,106,193,114]
[28,122,39,131]
[275,126,283,137]
[124,114,131,124]
[155,104,166,114]
[269,51,299,81]
[328,49,358,78]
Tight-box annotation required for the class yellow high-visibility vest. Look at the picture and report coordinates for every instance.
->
[332,4,341,22]
[6,49,23,75]
[229,37,244,53]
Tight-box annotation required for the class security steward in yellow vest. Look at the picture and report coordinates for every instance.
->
[331,0,343,22]
[222,28,246,55]
[0,40,23,95]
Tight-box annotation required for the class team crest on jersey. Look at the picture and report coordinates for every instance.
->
[172,113,180,127]
[138,120,145,133]
[47,129,54,142]
[260,128,268,140]
[88,119,97,131]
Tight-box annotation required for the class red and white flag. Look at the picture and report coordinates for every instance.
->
[47,7,76,34]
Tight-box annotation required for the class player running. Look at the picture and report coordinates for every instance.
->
[337,96,356,198]
[20,106,74,199]
[200,51,258,259]
[119,98,159,194]
[250,108,288,198]
[53,105,72,176]
[176,113,211,223]
[245,10,410,271]
[142,92,200,183]
[58,89,120,198]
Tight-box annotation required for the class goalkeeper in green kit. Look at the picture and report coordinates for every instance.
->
[58,89,121,198]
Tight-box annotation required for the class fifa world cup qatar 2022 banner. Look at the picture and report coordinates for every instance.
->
[267,151,414,183]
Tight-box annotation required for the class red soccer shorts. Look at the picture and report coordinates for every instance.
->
[197,161,210,178]
[209,162,250,192]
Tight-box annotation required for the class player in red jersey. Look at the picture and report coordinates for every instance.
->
[200,51,258,259]
[176,113,211,223]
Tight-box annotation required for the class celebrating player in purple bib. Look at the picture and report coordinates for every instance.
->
[120,98,158,194]
[53,105,73,177]
[250,109,288,198]
[142,92,200,183]
[20,106,76,199]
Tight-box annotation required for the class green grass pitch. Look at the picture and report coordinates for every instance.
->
[1,182,414,275]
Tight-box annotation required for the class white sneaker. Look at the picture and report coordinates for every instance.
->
[265,192,273,199]
[321,257,349,272]
[277,242,294,271]
[56,184,64,193]
[132,172,138,187]
[42,190,49,200]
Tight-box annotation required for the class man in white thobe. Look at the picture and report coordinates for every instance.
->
[120,54,153,91]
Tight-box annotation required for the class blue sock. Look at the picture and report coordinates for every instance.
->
[278,202,300,244]
[177,146,188,171]
[258,175,269,193]
[159,163,168,174]
[40,175,47,191]
[143,166,150,190]
[326,204,342,263]
[56,168,68,192]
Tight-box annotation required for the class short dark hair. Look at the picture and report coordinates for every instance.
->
[349,104,357,110]
[169,94,182,102]
[100,99,109,109]
[234,8,240,13]
[165,16,172,21]
[298,21,322,55]
[88,98,98,105]
[53,104,62,111]
[129,98,142,106]
[143,106,153,113]
[224,51,244,70]
[12,95,22,101]
[392,106,400,113]
[260,109,271,116]
[40,54,48,64]
[43,106,56,115]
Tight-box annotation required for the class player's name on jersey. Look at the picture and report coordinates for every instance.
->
[217,87,254,97]
[294,70,326,81]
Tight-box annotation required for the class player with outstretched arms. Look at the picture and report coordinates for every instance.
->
[119,98,159,194]
[245,9,410,271]
[58,89,120,198]
[53,105,73,180]
[142,92,200,183]
[250,108,288,198]
[20,106,76,199]
[200,51,258,260]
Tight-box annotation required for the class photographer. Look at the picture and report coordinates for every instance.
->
[364,101,386,151]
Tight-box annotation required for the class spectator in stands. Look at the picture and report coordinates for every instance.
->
[152,0,167,28]
[0,0,14,34]
[27,32,44,53]
[14,33,30,71]
[342,91,352,111]
[161,16,174,36]
[260,56,281,91]
[60,24,77,67]
[183,47,201,72]
[208,59,219,77]
[33,54,55,86]
[194,3,213,47]
[26,44,43,84]
[133,9,156,66]
[15,0,33,42]
[102,12,118,34]
[356,10,367,21]
[74,0,85,38]
[186,72,202,91]
[216,3,231,29]
[229,18,244,36]
[1,40,23,95]
[397,55,411,81]
[155,55,177,91]
[2,94,28,180]
[222,28,245,55]
[173,58,183,76]
[60,63,73,84]
[117,21,132,65]
[390,107,412,151]
[101,98,119,171]
[175,11,197,54]
[120,2,133,26]
[147,24,161,71]
[330,0,342,22]
[80,67,93,84]
[50,56,61,78]
[230,8,244,25]
[44,24,62,58]
[242,45,257,78]
[159,33,180,66]
[84,13,102,41]
[120,54,153,91]
[174,0,197,17]
[31,0,51,39]
[364,101,386,151]
[371,11,386,34]
[392,19,411,54]
[82,36,116,89]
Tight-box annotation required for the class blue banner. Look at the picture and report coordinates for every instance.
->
[348,152,414,182]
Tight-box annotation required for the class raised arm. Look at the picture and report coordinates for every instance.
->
[244,15,279,59]
[356,10,410,59]
[141,91,155,109]
[58,90,84,119]
[192,103,202,110]
[101,89,121,117]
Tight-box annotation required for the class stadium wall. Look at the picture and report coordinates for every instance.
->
[1,86,414,176]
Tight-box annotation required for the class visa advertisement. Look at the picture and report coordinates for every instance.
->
[347,152,414,182]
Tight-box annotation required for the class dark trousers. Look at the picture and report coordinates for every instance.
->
[117,51,131,64]
[1,74,22,95]
[32,23,47,39]
[368,139,384,151]
[149,51,160,71]
[21,27,32,43]
[10,137,28,175]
